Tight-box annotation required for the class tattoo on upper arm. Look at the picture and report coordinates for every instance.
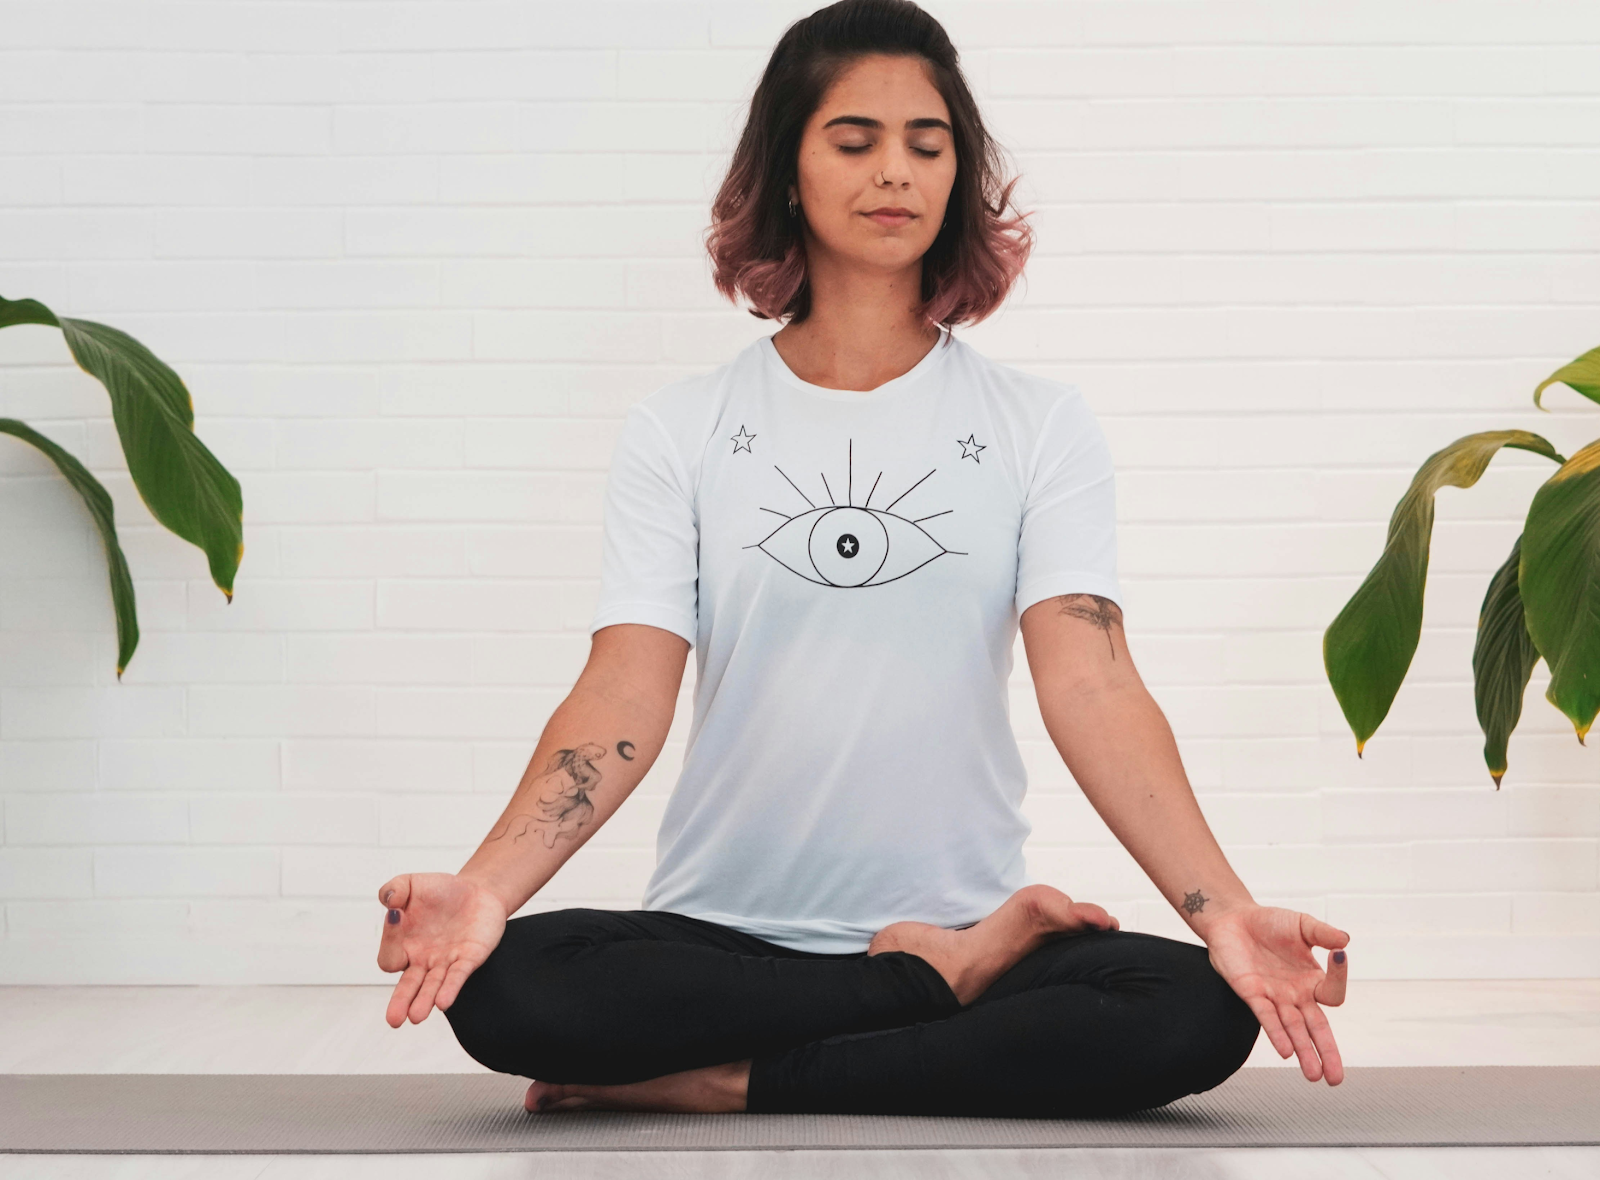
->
[488,742,615,850]
[1054,593,1123,658]
[1182,889,1208,916]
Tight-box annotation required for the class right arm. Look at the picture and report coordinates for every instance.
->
[377,622,689,1026]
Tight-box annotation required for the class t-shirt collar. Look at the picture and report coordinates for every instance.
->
[758,327,952,403]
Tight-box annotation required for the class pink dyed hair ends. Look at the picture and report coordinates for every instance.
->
[705,0,1032,329]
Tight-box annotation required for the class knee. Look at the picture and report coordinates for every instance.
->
[1163,949,1260,1095]
[442,944,534,1075]
[442,910,614,1078]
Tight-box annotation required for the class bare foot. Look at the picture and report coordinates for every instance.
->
[868,884,1118,1005]
[524,1059,750,1114]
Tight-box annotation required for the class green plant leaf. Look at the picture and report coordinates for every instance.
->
[1521,439,1600,744]
[0,418,139,674]
[1324,430,1564,753]
[1534,345,1600,410]
[1472,535,1540,788]
[0,295,242,597]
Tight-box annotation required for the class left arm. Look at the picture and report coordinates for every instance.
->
[1021,593,1351,1085]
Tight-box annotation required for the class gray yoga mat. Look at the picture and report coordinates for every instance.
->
[2,1067,1597,1153]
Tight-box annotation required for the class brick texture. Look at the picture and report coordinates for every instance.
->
[1,0,1597,983]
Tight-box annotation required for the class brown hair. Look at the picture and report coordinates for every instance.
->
[706,0,1031,328]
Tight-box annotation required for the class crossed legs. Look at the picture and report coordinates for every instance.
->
[444,894,1259,1117]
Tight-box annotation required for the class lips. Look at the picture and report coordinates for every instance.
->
[864,207,917,226]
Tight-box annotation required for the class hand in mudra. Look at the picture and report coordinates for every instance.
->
[1203,905,1350,1085]
[377,873,507,1028]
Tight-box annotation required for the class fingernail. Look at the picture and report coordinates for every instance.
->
[383,889,394,904]
[1332,950,1346,965]
[387,909,401,925]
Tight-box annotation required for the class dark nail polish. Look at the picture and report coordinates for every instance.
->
[387,909,401,925]
[1332,950,1346,965]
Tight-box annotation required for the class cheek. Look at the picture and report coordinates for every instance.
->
[798,153,866,228]
[928,162,958,214]
[799,148,855,200]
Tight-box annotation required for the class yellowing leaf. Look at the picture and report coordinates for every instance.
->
[1326,430,1563,752]
[1521,439,1600,743]
[1534,345,1600,410]
[1472,536,1539,787]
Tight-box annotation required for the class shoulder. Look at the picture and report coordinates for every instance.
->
[624,338,764,453]
[944,338,1106,461]
[945,338,1096,425]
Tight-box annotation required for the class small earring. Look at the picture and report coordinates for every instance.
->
[787,197,798,217]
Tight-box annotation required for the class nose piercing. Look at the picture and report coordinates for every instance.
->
[876,171,887,186]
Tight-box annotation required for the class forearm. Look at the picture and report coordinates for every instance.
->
[1037,674,1253,937]
[457,677,672,917]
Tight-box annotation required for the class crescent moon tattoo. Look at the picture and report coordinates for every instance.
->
[616,741,636,761]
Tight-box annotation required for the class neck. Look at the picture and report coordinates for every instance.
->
[771,247,940,392]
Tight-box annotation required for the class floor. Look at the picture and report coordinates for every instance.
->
[2,981,1598,1178]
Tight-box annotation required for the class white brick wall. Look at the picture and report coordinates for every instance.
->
[2,0,1597,983]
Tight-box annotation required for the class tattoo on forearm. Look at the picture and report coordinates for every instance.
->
[1182,889,1208,916]
[1055,593,1122,658]
[488,742,614,849]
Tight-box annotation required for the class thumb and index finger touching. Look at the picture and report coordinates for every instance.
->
[379,875,411,915]
[376,875,412,975]
[1299,912,1350,1008]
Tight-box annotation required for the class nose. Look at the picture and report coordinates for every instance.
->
[876,138,913,188]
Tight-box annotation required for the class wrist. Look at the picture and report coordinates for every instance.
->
[456,866,518,921]
[1179,888,1254,940]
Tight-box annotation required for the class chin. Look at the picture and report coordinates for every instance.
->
[846,237,934,270]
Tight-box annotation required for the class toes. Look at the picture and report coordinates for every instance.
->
[525,1082,564,1113]
[1070,902,1113,929]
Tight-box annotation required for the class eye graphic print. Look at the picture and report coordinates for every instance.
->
[744,439,966,588]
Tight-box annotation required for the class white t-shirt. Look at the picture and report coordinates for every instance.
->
[589,331,1121,952]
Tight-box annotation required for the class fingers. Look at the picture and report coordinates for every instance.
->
[408,962,449,1025]
[376,875,411,974]
[376,903,409,975]
[435,957,479,1013]
[1277,1001,1323,1082]
[1315,948,1348,1007]
[1299,912,1350,951]
[386,964,426,1029]
[1301,1002,1344,1086]
[378,875,411,910]
[1246,996,1293,1060]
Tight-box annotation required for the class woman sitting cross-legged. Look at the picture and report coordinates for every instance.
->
[375,0,1350,1118]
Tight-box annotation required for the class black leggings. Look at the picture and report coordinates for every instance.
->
[445,907,1260,1117]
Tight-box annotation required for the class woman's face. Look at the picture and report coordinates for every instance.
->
[792,54,957,276]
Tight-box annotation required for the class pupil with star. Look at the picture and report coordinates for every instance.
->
[375,0,1351,1122]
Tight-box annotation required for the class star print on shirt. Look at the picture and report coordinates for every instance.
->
[957,433,986,462]
[730,425,757,454]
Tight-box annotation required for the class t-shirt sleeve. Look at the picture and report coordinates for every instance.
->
[1014,393,1122,619]
[588,403,699,646]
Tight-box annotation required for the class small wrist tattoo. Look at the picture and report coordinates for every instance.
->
[1181,889,1208,916]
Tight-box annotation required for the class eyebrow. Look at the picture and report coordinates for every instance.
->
[822,115,952,132]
